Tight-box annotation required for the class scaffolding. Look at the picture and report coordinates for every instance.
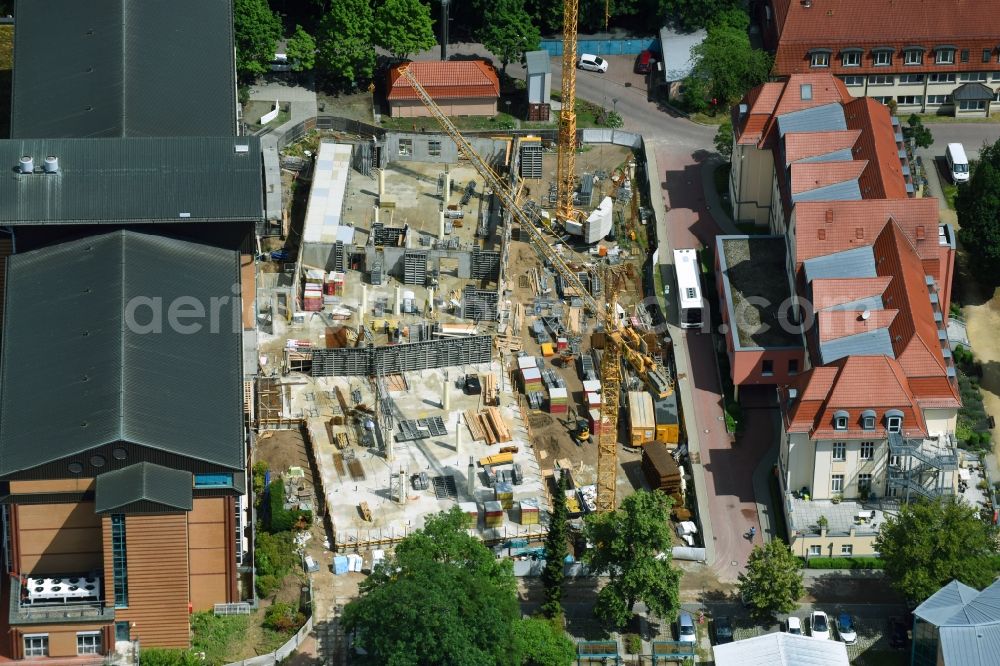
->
[310,335,493,377]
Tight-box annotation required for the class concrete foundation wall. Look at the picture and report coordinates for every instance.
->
[384,133,507,165]
[311,334,493,376]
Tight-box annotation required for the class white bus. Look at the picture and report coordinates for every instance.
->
[673,248,705,330]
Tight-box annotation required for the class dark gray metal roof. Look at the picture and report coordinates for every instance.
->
[791,180,862,203]
[524,50,550,74]
[798,148,855,164]
[0,137,263,224]
[915,580,1000,665]
[95,462,193,513]
[915,580,982,625]
[819,328,894,364]
[803,246,876,282]
[826,296,885,312]
[777,103,847,137]
[953,82,996,102]
[11,0,236,138]
[0,230,244,475]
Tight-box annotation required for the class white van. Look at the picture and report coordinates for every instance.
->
[946,143,970,183]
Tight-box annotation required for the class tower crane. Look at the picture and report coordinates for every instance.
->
[396,66,672,513]
[556,0,580,227]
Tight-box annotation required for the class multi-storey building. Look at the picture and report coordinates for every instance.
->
[757,0,1000,117]
[720,73,961,557]
[0,0,263,659]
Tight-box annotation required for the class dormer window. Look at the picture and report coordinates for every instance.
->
[834,410,849,430]
[886,409,904,433]
[842,49,862,67]
[904,48,924,65]
[935,47,956,65]
[861,409,876,430]
[873,48,893,66]
[810,49,832,68]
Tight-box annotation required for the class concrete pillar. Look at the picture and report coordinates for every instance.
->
[467,456,475,498]
[373,205,379,225]
[394,285,401,315]
[439,209,446,239]
[428,286,435,313]
[443,170,451,205]
[442,372,450,410]
[359,284,368,325]
[378,169,385,199]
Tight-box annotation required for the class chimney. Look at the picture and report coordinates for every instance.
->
[818,228,826,240]
[825,209,834,224]
[18,156,33,174]
[803,0,812,7]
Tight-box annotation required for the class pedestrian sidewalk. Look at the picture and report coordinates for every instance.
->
[700,154,741,235]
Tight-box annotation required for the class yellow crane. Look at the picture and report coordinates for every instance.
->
[556,0,581,227]
[396,66,672,513]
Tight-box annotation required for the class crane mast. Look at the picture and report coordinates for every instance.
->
[556,0,579,226]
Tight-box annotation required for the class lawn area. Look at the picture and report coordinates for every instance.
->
[941,181,958,210]
[915,113,1000,124]
[767,474,790,543]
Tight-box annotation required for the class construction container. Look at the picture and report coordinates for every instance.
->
[517,355,538,371]
[459,501,480,529]
[540,342,555,357]
[548,387,569,414]
[586,392,601,410]
[653,393,680,445]
[495,482,514,509]
[564,489,582,515]
[582,379,601,394]
[556,337,569,352]
[587,408,603,436]
[628,391,656,446]
[518,499,540,525]
[642,442,682,494]
[521,367,543,393]
[484,500,504,527]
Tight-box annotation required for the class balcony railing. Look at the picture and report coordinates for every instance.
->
[9,576,115,626]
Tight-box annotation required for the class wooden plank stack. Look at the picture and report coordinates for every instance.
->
[358,501,372,522]
[642,442,682,495]
[481,373,498,406]
[464,408,512,444]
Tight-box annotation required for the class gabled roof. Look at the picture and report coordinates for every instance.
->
[736,82,785,145]
[0,230,244,476]
[790,160,866,196]
[388,61,500,101]
[736,76,851,146]
[95,463,193,514]
[811,276,892,311]
[713,630,849,665]
[776,103,847,138]
[844,97,908,199]
[818,309,898,342]
[11,0,236,138]
[784,130,861,165]
[0,137,264,225]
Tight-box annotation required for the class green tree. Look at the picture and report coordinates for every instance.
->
[139,649,203,666]
[542,473,570,618]
[316,0,375,90]
[582,490,681,628]
[286,25,317,72]
[875,497,998,604]
[661,0,741,31]
[345,507,573,665]
[476,0,541,72]
[714,117,733,159]
[524,0,564,35]
[514,616,575,666]
[903,114,933,149]
[957,138,1000,286]
[234,0,283,78]
[689,9,772,108]
[737,539,804,618]
[373,0,437,60]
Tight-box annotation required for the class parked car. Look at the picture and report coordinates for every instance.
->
[888,616,909,650]
[635,49,653,74]
[810,610,831,640]
[677,611,697,644]
[836,613,857,644]
[786,616,803,635]
[713,616,734,644]
[577,53,608,73]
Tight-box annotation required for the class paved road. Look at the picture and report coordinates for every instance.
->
[924,121,1000,159]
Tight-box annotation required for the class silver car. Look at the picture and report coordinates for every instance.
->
[678,611,697,644]
[577,53,608,73]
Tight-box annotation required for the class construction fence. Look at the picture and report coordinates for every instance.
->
[538,37,658,56]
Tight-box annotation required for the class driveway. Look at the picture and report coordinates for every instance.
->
[923,121,1000,159]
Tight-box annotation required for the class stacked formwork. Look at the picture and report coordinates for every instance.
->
[461,287,499,321]
[403,250,428,285]
[310,335,493,376]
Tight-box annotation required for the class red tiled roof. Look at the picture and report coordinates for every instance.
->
[817,308,898,342]
[736,75,851,146]
[735,82,785,145]
[768,0,1000,76]
[784,129,861,165]
[811,276,892,310]
[770,74,853,119]
[790,160,867,195]
[792,198,941,270]
[844,98,908,199]
[874,223,958,407]
[388,61,500,101]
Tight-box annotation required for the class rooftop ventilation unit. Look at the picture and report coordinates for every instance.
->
[43,156,59,174]
[234,143,250,154]
[18,156,33,174]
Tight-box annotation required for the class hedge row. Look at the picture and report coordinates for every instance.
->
[803,557,885,569]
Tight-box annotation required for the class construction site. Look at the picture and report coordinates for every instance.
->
[253,62,689,556]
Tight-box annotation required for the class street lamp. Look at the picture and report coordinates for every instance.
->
[612,97,619,118]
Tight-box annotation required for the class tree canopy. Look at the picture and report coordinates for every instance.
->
[476,0,541,71]
[343,507,572,665]
[582,490,681,628]
[316,0,376,90]
[903,114,933,149]
[542,472,570,618]
[737,539,804,619]
[956,137,1000,287]
[234,0,283,78]
[373,0,437,60]
[875,497,998,604]
[662,0,742,32]
[687,8,772,110]
[714,117,734,159]
[286,25,317,72]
